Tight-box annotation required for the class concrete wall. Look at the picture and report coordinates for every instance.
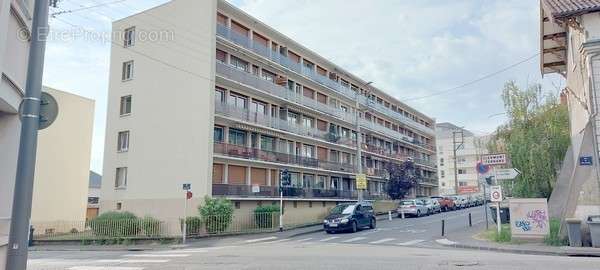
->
[30,87,95,222]
[100,0,217,220]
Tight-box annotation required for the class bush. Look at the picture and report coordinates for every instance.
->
[88,211,140,237]
[545,218,568,246]
[199,196,234,234]
[254,205,280,228]
[140,216,161,237]
[180,216,203,236]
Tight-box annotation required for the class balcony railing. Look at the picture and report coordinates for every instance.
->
[216,24,434,135]
[214,142,355,173]
[359,118,435,152]
[212,184,388,200]
[215,101,356,148]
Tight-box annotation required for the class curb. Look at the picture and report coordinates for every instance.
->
[448,243,567,256]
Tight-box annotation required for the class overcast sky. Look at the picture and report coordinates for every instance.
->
[42,0,563,174]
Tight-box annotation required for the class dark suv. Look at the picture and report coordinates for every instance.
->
[323,203,376,233]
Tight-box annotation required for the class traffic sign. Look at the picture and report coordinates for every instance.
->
[481,153,507,165]
[186,191,193,199]
[490,185,503,202]
[182,183,191,190]
[495,168,521,180]
[356,173,367,190]
[476,161,490,174]
[580,156,593,166]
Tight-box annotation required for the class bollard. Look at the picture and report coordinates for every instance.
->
[401,211,405,219]
[441,219,445,237]
[388,210,392,221]
[468,213,472,227]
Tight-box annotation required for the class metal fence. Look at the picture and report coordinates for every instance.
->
[30,212,316,241]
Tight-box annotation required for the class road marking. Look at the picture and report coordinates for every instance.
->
[95,259,170,263]
[123,254,190,258]
[319,236,339,242]
[435,238,457,246]
[157,249,209,254]
[369,238,396,244]
[397,239,425,246]
[69,267,144,270]
[341,237,366,243]
[244,236,278,243]
[262,238,291,244]
[296,238,313,242]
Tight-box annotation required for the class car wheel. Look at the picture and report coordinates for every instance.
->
[351,221,358,233]
[369,218,376,229]
[416,210,421,217]
[326,230,332,234]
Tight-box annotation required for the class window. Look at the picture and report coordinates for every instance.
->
[228,92,247,109]
[440,170,445,178]
[260,135,276,152]
[302,144,315,158]
[214,127,224,142]
[459,181,467,187]
[289,172,301,187]
[458,169,466,174]
[303,116,314,128]
[115,167,128,188]
[216,49,227,63]
[122,61,134,81]
[215,88,225,103]
[230,56,248,72]
[330,150,340,162]
[117,131,130,152]
[88,197,99,204]
[124,27,135,47]
[303,174,314,188]
[228,129,246,146]
[116,202,122,210]
[120,95,132,116]
[342,152,351,164]
[287,111,299,125]
[235,201,241,209]
[439,158,444,166]
[340,105,348,112]
[252,65,259,76]
[250,100,266,115]
[262,69,276,82]
[316,175,326,189]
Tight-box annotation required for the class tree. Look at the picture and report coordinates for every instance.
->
[488,81,570,198]
[385,160,420,199]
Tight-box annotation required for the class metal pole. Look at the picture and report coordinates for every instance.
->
[452,130,464,195]
[496,202,502,234]
[441,219,445,236]
[484,184,489,230]
[182,192,187,244]
[7,1,49,269]
[355,92,364,202]
[279,190,283,232]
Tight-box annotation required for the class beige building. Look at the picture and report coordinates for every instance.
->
[101,0,437,221]
[436,123,488,195]
[540,0,600,238]
[0,0,34,267]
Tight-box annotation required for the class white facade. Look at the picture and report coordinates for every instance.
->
[436,123,488,195]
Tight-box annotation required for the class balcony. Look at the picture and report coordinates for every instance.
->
[216,24,434,135]
[215,101,356,148]
[212,184,388,200]
[359,118,435,152]
[214,142,355,173]
[216,62,356,123]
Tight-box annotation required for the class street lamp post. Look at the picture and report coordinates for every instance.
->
[355,81,373,202]
[452,129,464,194]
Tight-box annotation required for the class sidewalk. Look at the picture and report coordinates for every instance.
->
[441,222,600,257]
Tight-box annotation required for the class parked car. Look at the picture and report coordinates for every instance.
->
[466,195,478,207]
[475,195,485,205]
[431,196,456,211]
[397,199,429,217]
[323,203,376,233]
[451,195,468,209]
[422,198,441,214]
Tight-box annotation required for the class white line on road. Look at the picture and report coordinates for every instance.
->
[123,254,190,258]
[341,237,366,243]
[69,267,144,270]
[262,238,291,244]
[369,238,396,244]
[397,239,425,246]
[435,238,457,246]
[244,236,278,243]
[296,238,313,242]
[319,236,339,242]
[95,259,170,263]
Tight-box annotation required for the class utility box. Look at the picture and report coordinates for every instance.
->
[509,198,549,242]
[587,215,600,248]
[566,218,582,247]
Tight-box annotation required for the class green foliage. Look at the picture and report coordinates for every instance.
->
[198,196,234,234]
[254,205,280,228]
[485,224,512,243]
[88,211,140,237]
[140,216,161,236]
[181,216,203,236]
[545,218,568,246]
[489,81,570,198]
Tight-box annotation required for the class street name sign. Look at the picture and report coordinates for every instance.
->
[580,156,593,166]
[356,173,367,190]
[495,168,521,180]
[481,153,507,165]
[490,185,503,202]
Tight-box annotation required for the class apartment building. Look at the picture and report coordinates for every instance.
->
[436,123,488,195]
[0,0,34,267]
[540,0,600,232]
[101,0,437,221]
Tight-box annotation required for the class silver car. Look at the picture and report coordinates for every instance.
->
[397,199,429,217]
[422,198,441,214]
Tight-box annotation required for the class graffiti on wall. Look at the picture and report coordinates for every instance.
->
[509,198,549,239]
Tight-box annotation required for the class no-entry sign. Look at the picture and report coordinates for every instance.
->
[490,185,503,202]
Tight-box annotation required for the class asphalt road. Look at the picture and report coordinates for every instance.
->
[27,206,600,270]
